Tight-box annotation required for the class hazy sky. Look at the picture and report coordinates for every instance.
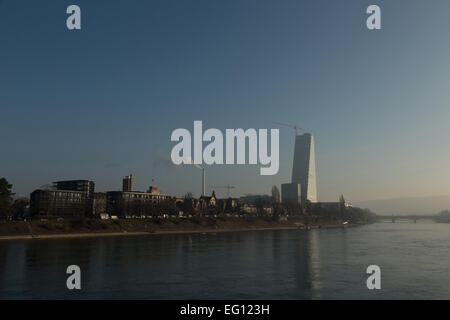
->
[2,0,450,202]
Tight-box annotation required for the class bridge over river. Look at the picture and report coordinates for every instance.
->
[376,215,437,222]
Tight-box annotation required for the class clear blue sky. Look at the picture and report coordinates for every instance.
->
[2,0,450,201]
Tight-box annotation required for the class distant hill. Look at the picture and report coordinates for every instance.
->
[353,195,450,216]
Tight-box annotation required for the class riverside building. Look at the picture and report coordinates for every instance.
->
[30,180,95,217]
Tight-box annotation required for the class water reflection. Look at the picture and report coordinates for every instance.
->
[0,230,323,299]
[2,223,448,299]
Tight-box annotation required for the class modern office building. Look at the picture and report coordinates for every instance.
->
[30,189,87,217]
[106,188,171,217]
[56,180,95,214]
[30,180,95,217]
[291,133,317,203]
[55,180,94,199]
[93,192,107,216]
[281,183,301,205]
[122,174,133,192]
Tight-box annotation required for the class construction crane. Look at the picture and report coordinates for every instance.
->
[209,184,236,198]
[273,121,302,136]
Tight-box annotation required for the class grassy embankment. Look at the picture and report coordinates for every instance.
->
[0,216,363,240]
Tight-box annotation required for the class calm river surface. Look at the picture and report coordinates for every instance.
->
[1,221,450,299]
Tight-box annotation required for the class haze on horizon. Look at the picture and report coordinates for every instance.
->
[1,1,450,208]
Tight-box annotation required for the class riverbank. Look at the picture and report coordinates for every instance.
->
[0,216,368,241]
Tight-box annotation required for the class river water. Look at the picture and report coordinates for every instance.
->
[1,221,449,299]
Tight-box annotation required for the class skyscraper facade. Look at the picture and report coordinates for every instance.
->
[291,133,317,203]
[122,174,133,192]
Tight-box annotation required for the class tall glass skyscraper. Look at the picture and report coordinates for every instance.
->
[291,133,317,203]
